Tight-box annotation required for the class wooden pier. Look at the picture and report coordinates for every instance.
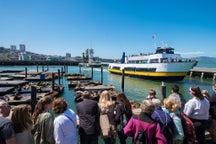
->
[189,67,216,80]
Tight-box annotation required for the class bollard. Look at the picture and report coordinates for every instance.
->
[52,73,55,91]
[25,67,27,78]
[161,81,166,100]
[58,69,60,85]
[31,86,37,114]
[91,66,93,79]
[101,66,103,84]
[121,69,125,92]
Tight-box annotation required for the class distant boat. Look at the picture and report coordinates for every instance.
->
[108,46,197,81]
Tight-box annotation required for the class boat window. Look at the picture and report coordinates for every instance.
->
[150,59,159,63]
[136,68,156,72]
[141,60,148,63]
[112,66,120,70]
[124,67,135,71]
[160,58,168,63]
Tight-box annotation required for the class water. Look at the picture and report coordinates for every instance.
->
[0,64,215,143]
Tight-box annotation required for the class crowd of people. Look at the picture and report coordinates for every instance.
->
[0,84,216,144]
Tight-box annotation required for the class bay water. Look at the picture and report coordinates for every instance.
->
[0,62,215,143]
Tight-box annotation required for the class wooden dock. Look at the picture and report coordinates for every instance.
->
[189,67,216,80]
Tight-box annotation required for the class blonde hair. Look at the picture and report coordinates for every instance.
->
[163,98,179,112]
[98,90,113,109]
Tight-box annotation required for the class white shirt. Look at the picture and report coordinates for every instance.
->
[54,109,78,144]
[183,97,209,120]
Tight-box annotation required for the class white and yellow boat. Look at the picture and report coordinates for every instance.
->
[108,46,197,81]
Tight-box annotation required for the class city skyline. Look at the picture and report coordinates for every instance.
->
[1,0,216,59]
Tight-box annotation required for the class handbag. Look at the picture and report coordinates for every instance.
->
[100,114,111,137]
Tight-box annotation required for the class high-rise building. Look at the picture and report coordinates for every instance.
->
[19,44,26,52]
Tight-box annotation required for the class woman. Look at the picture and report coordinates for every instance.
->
[124,99,167,144]
[163,98,184,144]
[115,93,132,144]
[98,90,116,144]
[183,86,210,144]
[52,97,78,144]
[32,96,55,144]
[11,104,33,144]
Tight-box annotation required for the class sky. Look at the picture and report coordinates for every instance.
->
[0,0,216,59]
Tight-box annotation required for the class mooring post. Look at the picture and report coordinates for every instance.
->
[61,67,64,76]
[101,66,103,84]
[31,86,37,114]
[161,81,166,100]
[121,69,125,92]
[79,65,81,74]
[25,67,27,78]
[58,69,60,85]
[52,73,55,91]
[47,64,49,71]
[91,66,93,79]
[42,65,44,72]
[36,64,38,72]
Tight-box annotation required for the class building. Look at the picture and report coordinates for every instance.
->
[19,44,26,52]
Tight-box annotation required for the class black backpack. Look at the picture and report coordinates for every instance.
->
[155,111,174,144]
[134,115,150,144]
[134,129,149,144]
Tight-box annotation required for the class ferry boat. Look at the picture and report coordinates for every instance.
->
[108,46,198,81]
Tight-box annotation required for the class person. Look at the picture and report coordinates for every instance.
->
[170,85,186,111]
[151,98,175,144]
[98,90,116,144]
[202,89,210,99]
[211,84,216,97]
[11,104,33,144]
[124,99,167,144]
[32,96,55,144]
[146,88,157,100]
[208,84,216,143]
[52,97,78,144]
[163,98,184,144]
[76,91,100,144]
[0,100,17,144]
[183,86,210,144]
[115,92,132,144]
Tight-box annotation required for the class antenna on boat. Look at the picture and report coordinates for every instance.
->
[152,34,157,48]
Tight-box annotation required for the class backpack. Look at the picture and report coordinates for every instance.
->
[116,103,130,132]
[134,129,149,144]
[180,112,196,142]
[134,115,150,144]
[155,111,173,144]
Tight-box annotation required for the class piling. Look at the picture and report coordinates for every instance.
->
[91,66,93,79]
[61,67,64,76]
[58,69,61,85]
[101,66,103,84]
[25,67,27,78]
[47,64,49,71]
[31,86,37,113]
[161,81,166,100]
[36,64,38,72]
[121,69,125,92]
[79,65,81,74]
[42,65,44,72]
[52,73,55,91]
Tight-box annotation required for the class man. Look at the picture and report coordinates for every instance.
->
[77,91,100,144]
[170,84,186,111]
[0,100,17,144]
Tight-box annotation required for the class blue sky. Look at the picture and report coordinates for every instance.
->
[0,0,216,59]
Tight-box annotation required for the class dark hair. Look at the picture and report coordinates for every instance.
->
[52,98,68,114]
[32,96,53,121]
[117,93,132,115]
[12,104,33,133]
[82,91,90,99]
[190,86,204,100]
[172,85,179,93]
[148,88,156,96]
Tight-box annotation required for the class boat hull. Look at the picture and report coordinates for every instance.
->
[108,62,196,81]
